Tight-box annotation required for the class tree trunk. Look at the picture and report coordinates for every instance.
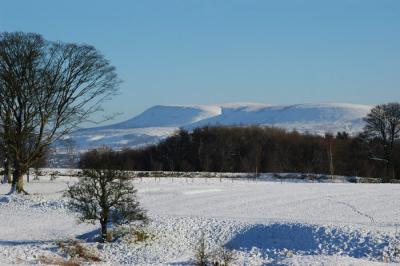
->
[10,162,27,194]
[383,162,391,183]
[7,163,12,183]
[388,161,395,182]
[17,174,24,193]
[100,220,107,242]
[383,145,392,182]
[10,165,18,194]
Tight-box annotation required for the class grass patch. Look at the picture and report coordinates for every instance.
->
[56,239,101,262]
[113,225,156,244]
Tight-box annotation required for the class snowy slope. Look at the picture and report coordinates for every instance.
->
[65,127,177,152]
[103,105,222,129]
[187,103,371,135]
[64,103,372,152]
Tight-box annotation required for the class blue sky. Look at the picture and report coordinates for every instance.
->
[1,0,399,124]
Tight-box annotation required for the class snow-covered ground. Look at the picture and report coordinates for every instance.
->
[1,174,399,265]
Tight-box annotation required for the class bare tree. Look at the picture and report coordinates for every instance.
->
[363,103,400,180]
[0,32,119,193]
[66,168,147,242]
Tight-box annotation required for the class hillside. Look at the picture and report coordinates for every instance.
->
[63,103,372,152]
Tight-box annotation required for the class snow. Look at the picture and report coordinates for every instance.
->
[1,174,398,265]
[187,103,371,133]
[99,105,222,129]
[63,127,177,152]
[62,102,372,152]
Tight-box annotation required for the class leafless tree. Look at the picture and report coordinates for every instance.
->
[66,168,147,242]
[0,32,119,193]
[363,103,400,180]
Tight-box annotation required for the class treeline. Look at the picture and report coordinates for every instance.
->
[80,126,400,180]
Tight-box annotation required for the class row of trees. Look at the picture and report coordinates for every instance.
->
[0,32,119,193]
[80,103,400,181]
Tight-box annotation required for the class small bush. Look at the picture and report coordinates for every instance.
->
[56,240,101,262]
[308,174,317,182]
[38,240,101,265]
[38,254,80,266]
[50,171,60,181]
[132,228,154,243]
[211,247,236,266]
[193,234,236,266]
[194,235,210,266]
[112,225,155,244]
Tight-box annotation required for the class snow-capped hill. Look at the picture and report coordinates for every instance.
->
[187,103,372,131]
[102,105,222,129]
[63,102,372,152]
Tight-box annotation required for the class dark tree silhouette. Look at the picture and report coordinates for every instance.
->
[363,103,400,180]
[80,124,399,180]
[0,32,119,193]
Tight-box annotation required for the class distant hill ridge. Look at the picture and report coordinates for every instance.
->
[64,102,372,152]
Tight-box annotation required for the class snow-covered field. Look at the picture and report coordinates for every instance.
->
[1,174,400,265]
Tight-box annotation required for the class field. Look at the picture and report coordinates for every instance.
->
[1,172,400,265]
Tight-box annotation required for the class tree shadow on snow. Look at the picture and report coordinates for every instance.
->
[226,223,391,262]
[0,239,53,246]
[76,228,101,242]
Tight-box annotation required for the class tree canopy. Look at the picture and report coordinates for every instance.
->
[0,32,120,193]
